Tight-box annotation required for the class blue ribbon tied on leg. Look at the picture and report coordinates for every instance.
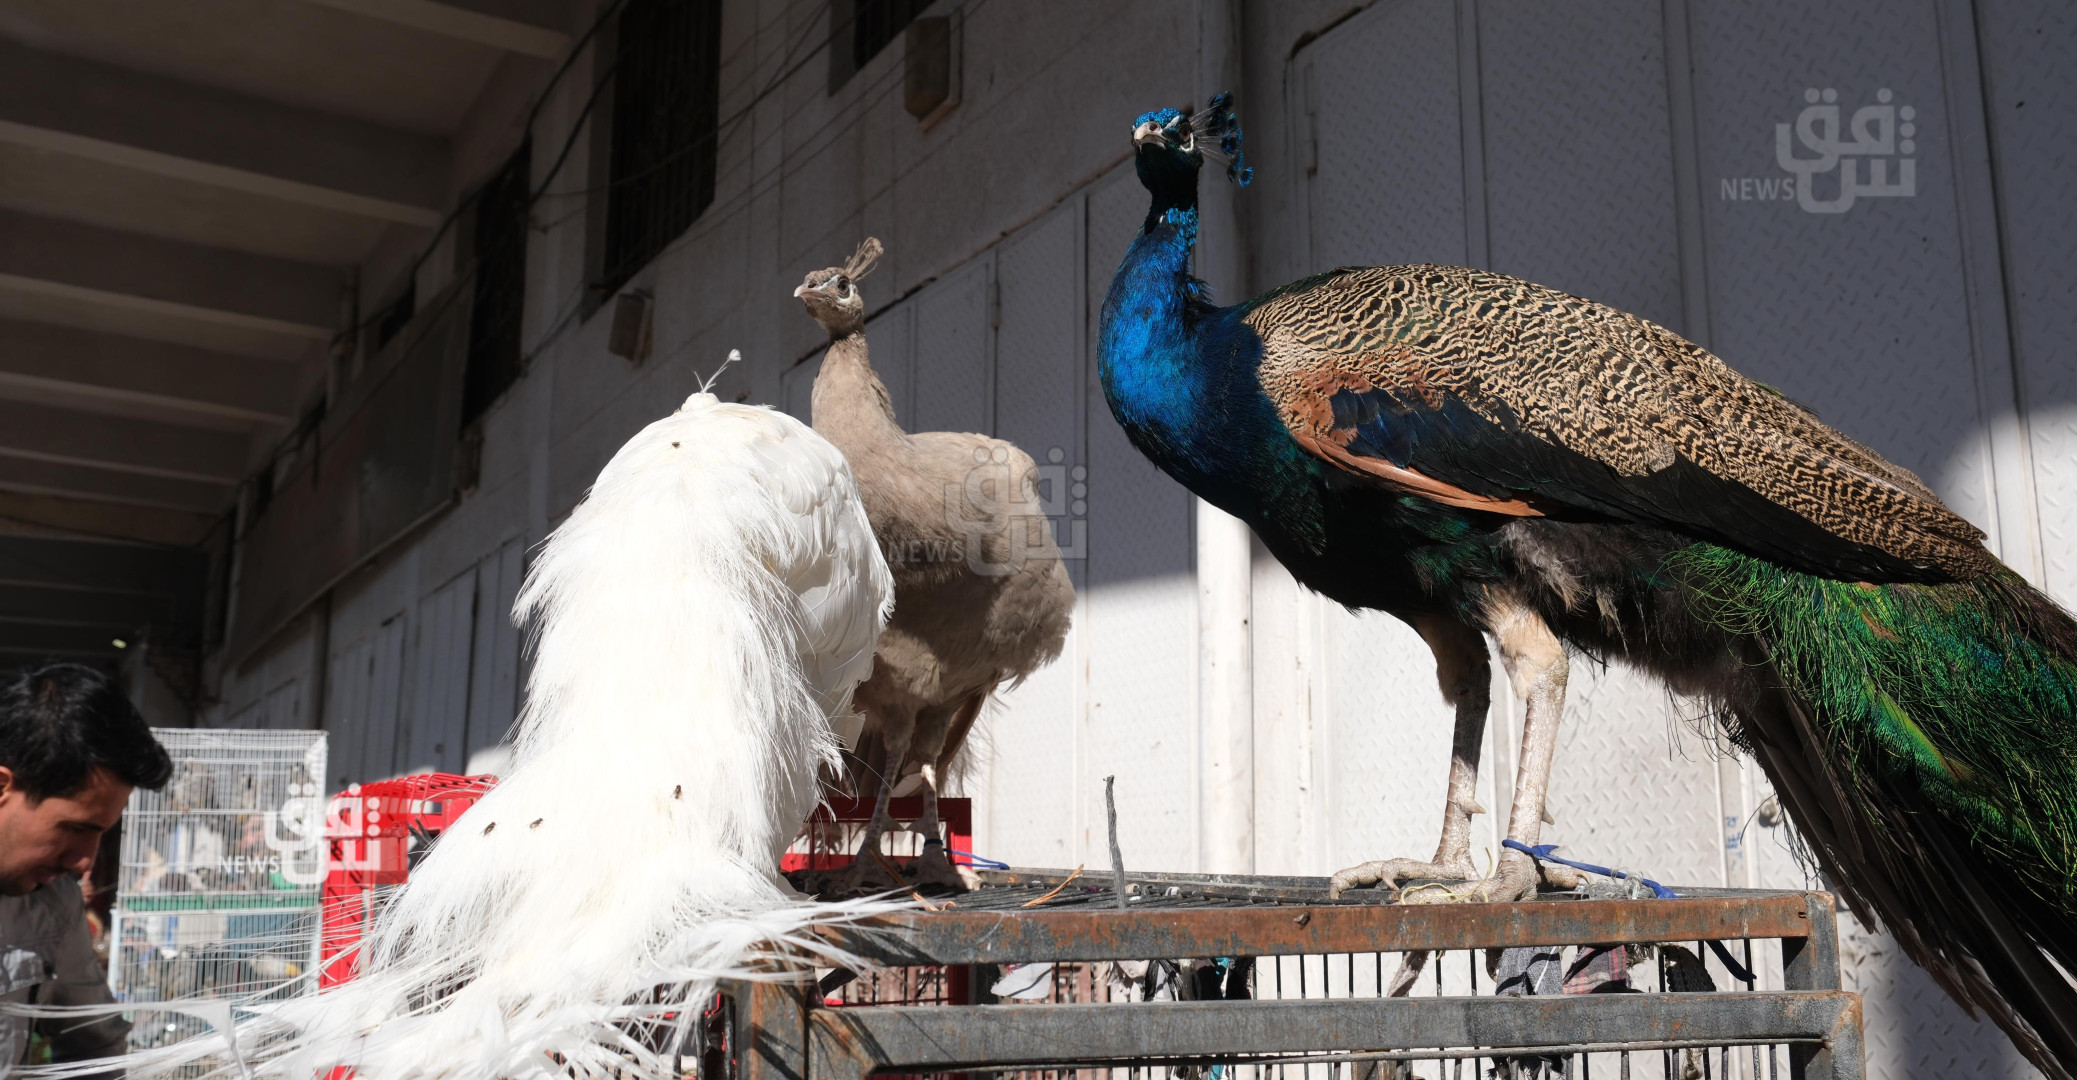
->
[1503,839,1677,898]
[1501,840,1758,984]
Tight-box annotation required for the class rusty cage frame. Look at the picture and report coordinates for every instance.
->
[713,869,1862,1080]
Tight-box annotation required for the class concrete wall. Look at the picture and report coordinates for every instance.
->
[207,1,2071,1076]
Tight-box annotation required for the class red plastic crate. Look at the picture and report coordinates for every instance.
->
[783,797,974,873]
[320,786,977,986]
[319,773,498,988]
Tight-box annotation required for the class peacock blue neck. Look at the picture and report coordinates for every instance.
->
[1101,152,1207,414]
[1098,204,1217,461]
[1101,194,1320,551]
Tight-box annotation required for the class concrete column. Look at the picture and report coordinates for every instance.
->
[1195,0,1254,876]
[1197,501,1254,873]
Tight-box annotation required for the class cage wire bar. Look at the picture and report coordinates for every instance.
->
[110,729,328,1049]
[716,869,1861,1080]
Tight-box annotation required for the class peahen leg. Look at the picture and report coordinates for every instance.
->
[1329,615,1491,899]
[908,691,987,891]
[906,760,975,891]
[840,716,914,892]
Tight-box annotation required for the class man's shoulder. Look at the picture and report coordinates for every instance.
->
[26,876,82,909]
[0,877,85,935]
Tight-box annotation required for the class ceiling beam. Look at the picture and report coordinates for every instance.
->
[0,209,339,342]
[0,319,300,426]
[0,621,140,657]
[0,491,221,548]
[0,648,120,670]
[0,459,232,517]
[0,537,208,631]
[292,0,572,58]
[0,40,447,227]
[0,399,251,486]
[0,583,177,632]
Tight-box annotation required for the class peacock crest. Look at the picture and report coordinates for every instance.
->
[1193,91,1253,186]
[841,236,882,281]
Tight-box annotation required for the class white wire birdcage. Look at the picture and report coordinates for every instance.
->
[110,729,328,1050]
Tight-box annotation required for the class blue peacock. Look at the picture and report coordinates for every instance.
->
[1098,94,2077,1076]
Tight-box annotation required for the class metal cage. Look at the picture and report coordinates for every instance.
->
[715,869,1863,1080]
[110,729,328,1049]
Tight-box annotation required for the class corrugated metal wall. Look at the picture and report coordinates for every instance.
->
[315,536,525,788]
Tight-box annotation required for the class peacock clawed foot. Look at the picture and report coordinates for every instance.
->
[1326,856,1475,900]
[1410,848,1540,906]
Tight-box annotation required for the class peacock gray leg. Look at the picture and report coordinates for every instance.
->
[1448,593,1572,904]
[1328,615,1491,899]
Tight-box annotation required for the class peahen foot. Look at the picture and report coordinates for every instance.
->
[829,809,907,897]
[830,850,906,897]
[908,841,980,893]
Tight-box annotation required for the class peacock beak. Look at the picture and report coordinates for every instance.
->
[1133,120,1168,149]
[793,284,809,298]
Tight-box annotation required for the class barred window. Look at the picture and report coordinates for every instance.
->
[464,141,529,427]
[828,0,926,92]
[599,0,722,295]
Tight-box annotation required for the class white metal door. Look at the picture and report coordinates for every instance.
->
[984,203,1084,868]
[324,613,408,788]
[403,569,476,775]
[911,256,993,436]
[465,537,526,761]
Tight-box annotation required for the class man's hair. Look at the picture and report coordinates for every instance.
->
[0,663,172,799]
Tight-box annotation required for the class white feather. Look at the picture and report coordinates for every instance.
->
[62,394,901,1080]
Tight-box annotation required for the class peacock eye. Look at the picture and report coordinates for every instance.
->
[837,278,852,297]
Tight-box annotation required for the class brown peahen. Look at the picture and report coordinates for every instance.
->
[1098,95,2077,1075]
[797,238,1074,890]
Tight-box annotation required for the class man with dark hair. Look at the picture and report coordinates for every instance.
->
[0,662,173,1071]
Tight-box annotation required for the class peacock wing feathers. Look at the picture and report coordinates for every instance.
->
[1242,264,1993,582]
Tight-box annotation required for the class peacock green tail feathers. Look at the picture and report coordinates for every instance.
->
[1667,544,2077,912]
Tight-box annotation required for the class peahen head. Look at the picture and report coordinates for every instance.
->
[795,236,882,337]
[1130,92,1253,206]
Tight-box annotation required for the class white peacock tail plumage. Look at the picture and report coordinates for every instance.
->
[33,390,906,1080]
